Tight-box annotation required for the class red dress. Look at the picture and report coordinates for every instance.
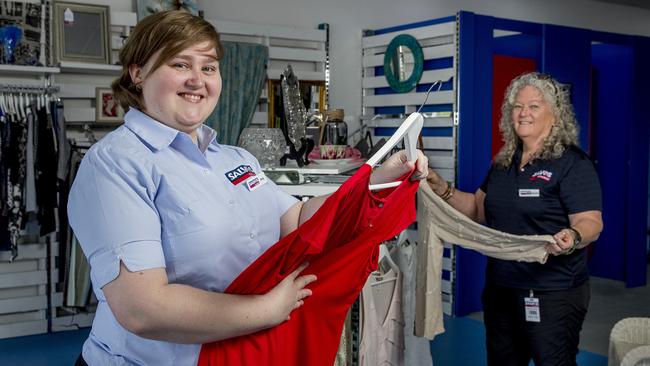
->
[198,164,419,366]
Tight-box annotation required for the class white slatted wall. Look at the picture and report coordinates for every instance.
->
[361,17,458,316]
[213,20,327,127]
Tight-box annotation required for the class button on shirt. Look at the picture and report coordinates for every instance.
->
[67,108,297,366]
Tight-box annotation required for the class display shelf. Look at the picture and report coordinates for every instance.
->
[59,61,122,75]
[0,64,60,76]
[267,159,364,175]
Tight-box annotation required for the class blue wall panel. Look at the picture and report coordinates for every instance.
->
[455,11,493,316]
[542,25,592,151]
[626,36,650,287]
[590,43,632,281]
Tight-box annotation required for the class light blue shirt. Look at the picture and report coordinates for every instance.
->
[67,108,297,365]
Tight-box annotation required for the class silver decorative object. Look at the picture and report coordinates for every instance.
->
[281,64,306,151]
[238,128,286,168]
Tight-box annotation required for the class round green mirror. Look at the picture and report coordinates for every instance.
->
[383,34,424,93]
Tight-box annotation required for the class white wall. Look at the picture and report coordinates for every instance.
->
[200,0,650,132]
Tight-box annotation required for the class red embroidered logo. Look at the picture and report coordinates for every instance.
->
[530,170,553,182]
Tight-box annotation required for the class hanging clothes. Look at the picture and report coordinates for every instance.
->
[4,107,28,260]
[0,87,63,260]
[34,103,58,236]
[359,266,405,366]
[394,240,433,365]
[198,164,420,366]
[415,181,553,339]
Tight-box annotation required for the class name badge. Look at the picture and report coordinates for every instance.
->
[245,172,268,192]
[519,189,540,198]
[524,296,541,322]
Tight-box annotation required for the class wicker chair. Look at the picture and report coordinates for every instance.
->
[609,318,650,366]
[621,345,650,366]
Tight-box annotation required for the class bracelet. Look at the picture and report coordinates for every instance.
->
[564,227,582,255]
[438,181,455,201]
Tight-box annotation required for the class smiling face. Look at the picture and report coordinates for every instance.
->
[511,85,555,143]
[129,41,221,137]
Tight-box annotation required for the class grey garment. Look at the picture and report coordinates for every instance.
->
[54,102,69,180]
[415,181,553,339]
[65,234,91,307]
[25,109,36,212]
[394,241,434,366]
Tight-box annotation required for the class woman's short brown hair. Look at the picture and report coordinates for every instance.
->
[111,10,223,110]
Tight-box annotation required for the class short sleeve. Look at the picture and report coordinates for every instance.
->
[271,180,299,215]
[67,147,165,293]
[559,155,602,214]
[480,165,494,193]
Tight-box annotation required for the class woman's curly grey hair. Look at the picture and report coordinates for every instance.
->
[494,72,579,168]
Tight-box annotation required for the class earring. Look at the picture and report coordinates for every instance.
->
[135,83,142,91]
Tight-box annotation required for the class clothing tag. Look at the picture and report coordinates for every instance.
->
[64,8,74,24]
[245,172,268,192]
[524,296,541,322]
[518,189,540,198]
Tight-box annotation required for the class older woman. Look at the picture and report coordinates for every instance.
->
[427,72,603,366]
[67,10,427,366]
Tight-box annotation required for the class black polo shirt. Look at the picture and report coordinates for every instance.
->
[480,145,602,290]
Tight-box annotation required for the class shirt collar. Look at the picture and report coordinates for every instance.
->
[197,124,219,153]
[124,108,220,153]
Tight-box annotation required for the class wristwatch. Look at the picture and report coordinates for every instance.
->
[567,227,582,246]
[565,227,582,255]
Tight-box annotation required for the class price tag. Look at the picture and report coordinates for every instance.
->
[64,8,74,25]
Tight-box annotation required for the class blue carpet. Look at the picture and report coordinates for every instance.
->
[0,328,90,366]
[430,315,608,366]
[0,316,609,365]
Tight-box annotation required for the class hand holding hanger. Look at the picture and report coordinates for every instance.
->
[369,148,428,188]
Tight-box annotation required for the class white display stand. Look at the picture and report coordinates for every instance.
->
[268,159,364,175]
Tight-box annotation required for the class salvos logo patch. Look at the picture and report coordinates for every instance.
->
[225,165,255,185]
[530,170,553,182]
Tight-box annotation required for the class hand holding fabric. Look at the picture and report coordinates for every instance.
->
[548,228,577,256]
[261,262,316,323]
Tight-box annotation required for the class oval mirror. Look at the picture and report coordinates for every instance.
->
[383,34,424,93]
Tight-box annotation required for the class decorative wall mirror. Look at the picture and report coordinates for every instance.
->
[383,34,424,93]
[267,79,325,128]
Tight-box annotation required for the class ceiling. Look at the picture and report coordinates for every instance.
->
[591,0,650,10]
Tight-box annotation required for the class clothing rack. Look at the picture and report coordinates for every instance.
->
[0,84,60,94]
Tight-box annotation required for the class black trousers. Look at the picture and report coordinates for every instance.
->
[74,353,88,366]
[482,281,590,366]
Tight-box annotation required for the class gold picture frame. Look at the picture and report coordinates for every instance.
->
[53,2,111,64]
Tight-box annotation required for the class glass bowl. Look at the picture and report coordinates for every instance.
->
[237,128,286,168]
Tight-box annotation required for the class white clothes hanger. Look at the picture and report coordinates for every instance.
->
[372,244,399,286]
[366,112,424,191]
[366,78,448,191]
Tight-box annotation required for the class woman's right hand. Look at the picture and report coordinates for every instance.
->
[426,167,448,195]
[263,262,317,325]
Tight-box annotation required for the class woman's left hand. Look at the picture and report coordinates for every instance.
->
[547,228,577,256]
[369,150,429,185]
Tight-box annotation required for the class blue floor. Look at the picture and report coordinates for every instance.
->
[0,316,608,365]
[431,315,608,366]
[0,327,90,366]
